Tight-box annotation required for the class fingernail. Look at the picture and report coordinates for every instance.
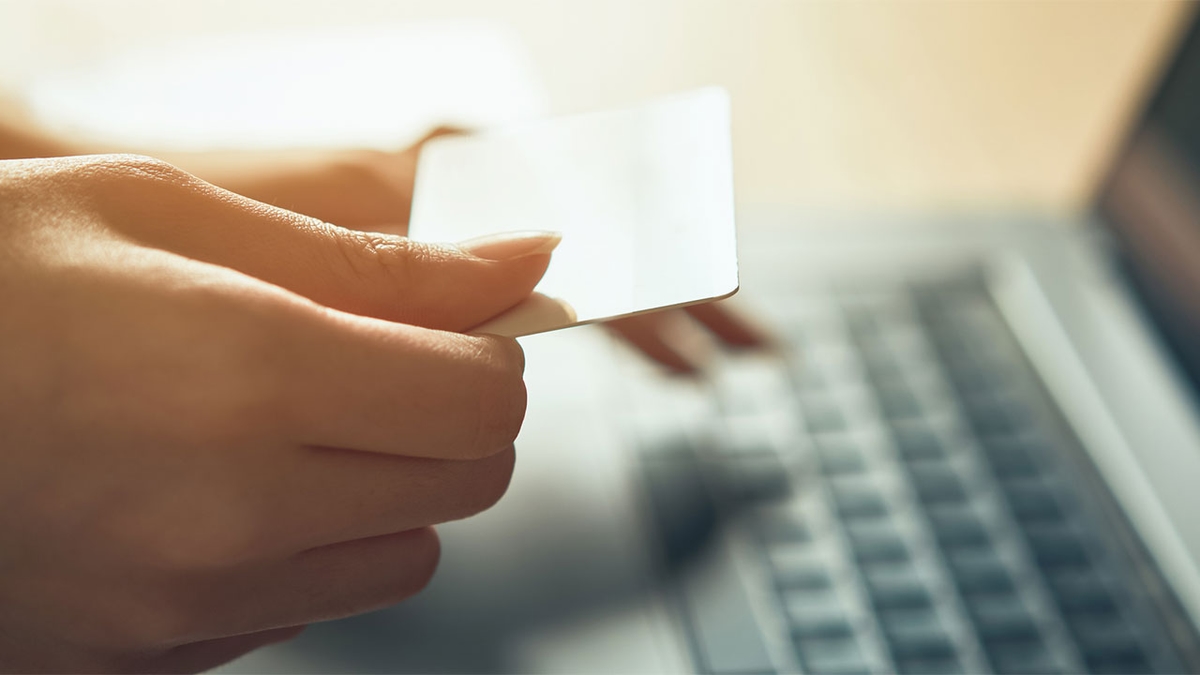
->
[457,231,562,261]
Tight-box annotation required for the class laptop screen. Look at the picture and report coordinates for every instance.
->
[1098,11,1200,396]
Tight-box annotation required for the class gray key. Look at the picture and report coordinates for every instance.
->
[1045,567,1117,612]
[755,508,812,545]
[980,436,1042,480]
[679,541,776,673]
[784,588,855,639]
[876,382,924,420]
[946,547,1015,595]
[966,592,1039,642]
[1022,521,1091,569]
[879,607,956,660]
[1066,609,1144,663]
[723,453,792,504]
[831,480,890,520]
[986,637,1061,675]
[774,565,833,592]
[908,464,968,505]
[801,395,847,433]
[794,635,871,675]
[890,421,947,462]
[926,506,990,549]
[863,562,932,609]
[999,477,1066,523]
[894,655,964,675]
[816,436,869,475]
[845,519,910,564]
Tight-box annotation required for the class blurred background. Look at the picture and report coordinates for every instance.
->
[0,0,1184,213]
[3,2,1196,673]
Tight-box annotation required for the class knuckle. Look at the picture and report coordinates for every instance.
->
[85,154,189,187]
[468,338,527,458]
[75,154,208,216]
[333,229,428,291]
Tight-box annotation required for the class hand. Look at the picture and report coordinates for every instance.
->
[0,155,558,672]
[607,302,773,375]
[152,127,464,234]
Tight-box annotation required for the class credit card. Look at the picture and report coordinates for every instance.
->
[408,87,739,337]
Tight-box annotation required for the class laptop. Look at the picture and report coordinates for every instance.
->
[223,11,1200,675]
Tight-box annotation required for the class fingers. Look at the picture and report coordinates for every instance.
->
[185,528,440,642]
[273,306,527,459]
[200,210,557,331]
[610,301,775,374]
[683,301,773,348]
[607,312,707,374]
[244,445,515,556]
[130,626,305,674]
[99,158,559,331]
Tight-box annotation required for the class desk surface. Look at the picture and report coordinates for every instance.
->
[0,0,1188,211]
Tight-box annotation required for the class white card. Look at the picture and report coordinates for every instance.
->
[408,88,739,337]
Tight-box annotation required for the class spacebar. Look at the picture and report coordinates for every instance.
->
[679,538,776,674]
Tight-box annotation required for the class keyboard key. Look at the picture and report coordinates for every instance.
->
[795,635,871,675]
[893,656,964,675]
[944,361,992,393]
[879,606,957,660]
[1023,522,1092,569]
[876,382,923,420]
[926,506,990,549]
[1000,477,1066,523]
[678,540,776,674]
[1045,567,1117,613]
[784,588,855,639]
[754,507,812,545]
[863,355,906,386]
[965,591,1040,642]
[966,394,1035,438]
[980,436,1042,480]
[845,519,910,564]
[802,395,848,433]
[985,637,1061,674]
[816,436,870,475]
[722,453,793,504]
[775,565,834,592]
[945,547,1015,595]
[890,422,947,462]
[863,562,932,609]
[1066,608,1145,663]
[907,464,968,504]
[831,480,890,520]
[1088,655,1153,675]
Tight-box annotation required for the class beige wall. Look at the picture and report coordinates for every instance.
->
[0,0,1188,211]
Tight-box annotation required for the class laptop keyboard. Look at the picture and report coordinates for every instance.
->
[628,278,1189,674]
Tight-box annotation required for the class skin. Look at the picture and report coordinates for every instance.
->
[0,98,771,373]
[0,100,769,672]
[0,153,562,672]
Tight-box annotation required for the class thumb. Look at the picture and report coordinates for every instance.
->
[264,225,561,332]
[128,175,560,331]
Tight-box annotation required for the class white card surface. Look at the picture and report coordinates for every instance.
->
[408,88,739,336]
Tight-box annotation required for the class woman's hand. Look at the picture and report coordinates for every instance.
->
[160,131,772,373]
[159,127,463,234]
[0,154,558,672]
[0,92,769,374]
